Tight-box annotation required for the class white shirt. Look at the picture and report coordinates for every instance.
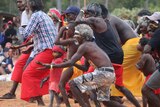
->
[21,10,30,26]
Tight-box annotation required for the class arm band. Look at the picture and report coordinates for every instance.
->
[50,64,53,70]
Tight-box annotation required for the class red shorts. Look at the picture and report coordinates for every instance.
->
[21,49,54,101]
[145,75,160,94]
[112,63,124,86]
[11,53,30,83]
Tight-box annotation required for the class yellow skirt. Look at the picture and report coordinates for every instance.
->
[63,61,83,80]
[111,37,145,96]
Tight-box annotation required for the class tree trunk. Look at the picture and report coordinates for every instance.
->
[57,0,62,11]
[105,0,109,8]
[70,0,73,5]
[145,0,149,9]
[77,0,80,8]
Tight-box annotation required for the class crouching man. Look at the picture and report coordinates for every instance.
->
[37,24,125,107]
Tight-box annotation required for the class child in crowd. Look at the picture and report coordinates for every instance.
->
[49,45,66,107]
[1,48,14,74]
[136,37,160,107]
[38,45,66,107]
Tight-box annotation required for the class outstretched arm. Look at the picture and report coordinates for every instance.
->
[37,45,86,68]
[11,41,33,49]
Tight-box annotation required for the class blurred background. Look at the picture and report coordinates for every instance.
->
[0,0,160,27]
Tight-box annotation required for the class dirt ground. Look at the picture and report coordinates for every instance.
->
[0,81,142,107]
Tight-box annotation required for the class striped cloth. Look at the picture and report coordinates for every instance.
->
[19,10,57,56]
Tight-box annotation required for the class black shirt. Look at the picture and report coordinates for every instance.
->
[148,28,160,51]
[5,28,17,37]
[5,27,17,43]
[94,20,124,64]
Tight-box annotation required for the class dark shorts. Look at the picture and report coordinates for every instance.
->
[109,52,124,64]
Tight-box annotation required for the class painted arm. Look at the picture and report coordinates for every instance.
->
[36,44,85,68]
[11,41,33,49]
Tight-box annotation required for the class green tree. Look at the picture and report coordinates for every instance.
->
[0,0,18,15]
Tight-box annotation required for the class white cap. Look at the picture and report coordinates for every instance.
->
[146,12,160,23]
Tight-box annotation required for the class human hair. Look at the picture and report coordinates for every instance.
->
[75,24,94,41]
[86,3,102,17]
[139,37,149,46]
[137,9,152,17]
[28,0,44,12]
[99,4,108,19]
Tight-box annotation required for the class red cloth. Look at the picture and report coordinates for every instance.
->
[48,8,61,21]
[80,57,95,74]
[112,63,124,86]
[22,35,33,44]
[21,49,54,101]
[49,58,63,93]
[11,53,30,83]
[49,45,67,93]
[84,66,95,74]
[145,75,160,94]
[65,83,70,92]
[52,45,66,59]
[144,33,151,39]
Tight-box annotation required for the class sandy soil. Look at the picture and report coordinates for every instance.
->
[0,81,142,107]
